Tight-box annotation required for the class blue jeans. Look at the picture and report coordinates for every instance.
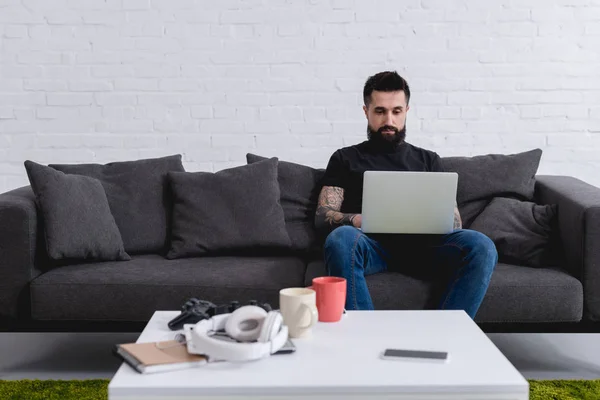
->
[323,226,498,319]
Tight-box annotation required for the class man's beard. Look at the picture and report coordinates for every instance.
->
[367,123,406,148]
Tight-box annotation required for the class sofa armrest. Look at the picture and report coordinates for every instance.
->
[0,186,43,319]
[535,175,600,322]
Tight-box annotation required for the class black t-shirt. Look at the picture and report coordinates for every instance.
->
[321,140,443,214]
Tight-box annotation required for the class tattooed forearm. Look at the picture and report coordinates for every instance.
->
[453,206,462,230]
[322,210,358,226]
[314,186,358,232]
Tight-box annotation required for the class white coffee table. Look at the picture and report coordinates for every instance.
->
[108,310,529,399]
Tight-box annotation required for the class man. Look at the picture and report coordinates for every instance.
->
[315,71,497,320]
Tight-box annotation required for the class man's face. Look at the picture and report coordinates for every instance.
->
[363,90,409,146]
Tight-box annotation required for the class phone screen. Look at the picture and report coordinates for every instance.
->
[384,348,448,360]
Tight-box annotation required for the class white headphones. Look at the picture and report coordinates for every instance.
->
[183,305,289,362]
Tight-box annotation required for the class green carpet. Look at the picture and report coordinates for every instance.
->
[0,379,599,399]
[0,380,107,400]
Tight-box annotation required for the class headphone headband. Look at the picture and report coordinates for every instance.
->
[184,312,288,362]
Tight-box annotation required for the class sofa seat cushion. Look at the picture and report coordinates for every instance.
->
[475,263,582,323]
[30,255,307,321]
[305,261,583,323]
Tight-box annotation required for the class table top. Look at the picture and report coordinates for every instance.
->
[109,310,528,399]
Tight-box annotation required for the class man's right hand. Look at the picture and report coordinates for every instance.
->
[351,214,362,229]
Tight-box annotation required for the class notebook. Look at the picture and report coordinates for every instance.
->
[113,340,207,374]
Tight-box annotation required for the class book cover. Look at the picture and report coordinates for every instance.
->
[114,340,207,374]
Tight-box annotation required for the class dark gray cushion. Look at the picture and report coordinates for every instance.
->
[458,198,491,229]
[50,154,185,255]
[305,260,582,323]
[469,197,559,268]
[29,255,307,321]
[440,149,542,206]
[475,263,582,323]
[166,157,291,259]
[24,160,130,263]
[246,153,325,253]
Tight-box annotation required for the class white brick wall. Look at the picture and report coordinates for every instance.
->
[1,0,600,193]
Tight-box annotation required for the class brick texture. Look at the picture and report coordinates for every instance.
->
[1,0,600,192]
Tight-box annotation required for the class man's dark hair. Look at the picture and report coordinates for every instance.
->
[363,71,411,107]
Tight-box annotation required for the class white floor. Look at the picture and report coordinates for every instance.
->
[1,332,600,381]
[489,333,600,380]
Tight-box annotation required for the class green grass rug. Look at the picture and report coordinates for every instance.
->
[1,379,600,399]
[0,380,107,400]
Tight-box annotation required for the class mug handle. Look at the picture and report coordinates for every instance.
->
[297,303,318,329]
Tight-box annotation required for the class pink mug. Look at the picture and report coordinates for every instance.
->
[308,277,347,322]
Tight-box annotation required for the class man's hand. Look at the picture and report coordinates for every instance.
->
[453,205,462,230]
[351,214,362,229]
[314,186,361,232]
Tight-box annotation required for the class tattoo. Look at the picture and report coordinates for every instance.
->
[315,186,357,231]
[453,206,462,230]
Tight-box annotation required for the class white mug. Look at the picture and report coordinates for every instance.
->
[279,288,318,338]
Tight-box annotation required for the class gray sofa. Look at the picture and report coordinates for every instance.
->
[1,152,600,333]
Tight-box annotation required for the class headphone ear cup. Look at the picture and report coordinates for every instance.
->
[225,305,268,342]
[258,311,282,343]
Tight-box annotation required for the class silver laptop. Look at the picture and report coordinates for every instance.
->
[361,171,459,235]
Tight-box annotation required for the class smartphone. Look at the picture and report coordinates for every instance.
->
[274,338,296,355]
[381,348,449,362]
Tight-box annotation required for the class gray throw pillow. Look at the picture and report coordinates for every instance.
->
[24,160,130,262]
[458,198,491,229]
[441,149,542,206]
[469,197,558,268]
[246,153,325,253]
[50,154,185,255]
[166,157,291,259]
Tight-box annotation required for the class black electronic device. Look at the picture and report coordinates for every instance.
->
[381,348,449,362]
[167,298,272,331]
